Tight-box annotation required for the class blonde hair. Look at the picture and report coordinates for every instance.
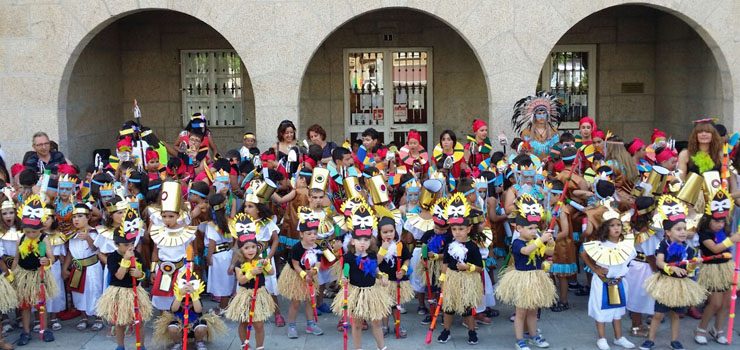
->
[687,122,722,165]
[605,141,639,183]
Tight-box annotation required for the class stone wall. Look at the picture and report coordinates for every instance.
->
[554,5,722,141]
[300,9,488,146]
[66,23,123,166]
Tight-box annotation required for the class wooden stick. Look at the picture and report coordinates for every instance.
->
[182,245,193,350]
[394,242,402,338]
[424,282,444,344]
[130,256,142,350]
[37,241,47,340]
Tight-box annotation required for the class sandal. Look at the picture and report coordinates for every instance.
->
[695,328,708,344]
[90,319,104,331]
[76,319,88,331]
[708,326,728,344]
[631,326,648,338]
[574,286,590,296]
[550,302,569,312]
[0,340,13,350]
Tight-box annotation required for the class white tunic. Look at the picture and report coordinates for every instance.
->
[152,233,195,311]
[69,231,103,315]
[47,243,67,313]
[588,241,635,323]
[257,217,280,296]
[476,246,495,311]
[625,232,661,315]
[204,223,235,297]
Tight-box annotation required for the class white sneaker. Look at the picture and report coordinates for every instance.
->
[398,304,407,314]
[597,338,611,350]
[614,337,635,349]
[694,328,708,345]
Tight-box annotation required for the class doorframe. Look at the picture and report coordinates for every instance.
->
[539,44,597,130]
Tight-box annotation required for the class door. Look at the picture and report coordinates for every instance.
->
[538,45,596,131]
[345,48,433,150]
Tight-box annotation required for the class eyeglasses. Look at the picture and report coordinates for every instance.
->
[34,142,50,147]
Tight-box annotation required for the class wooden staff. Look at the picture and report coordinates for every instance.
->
[243,250,265,350]
[130,256,143,350]
[37,241,47,340]
[304,258,318,323]
[421,244,434,305]
[424,280,444,344]
[342,262,350,350]
[394,242,402,339]
[182,245,193,350]
[667,252,732,267]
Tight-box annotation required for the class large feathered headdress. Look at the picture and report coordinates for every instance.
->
[511,91,562,134]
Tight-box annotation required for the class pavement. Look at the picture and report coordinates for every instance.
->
[5,286,736,350]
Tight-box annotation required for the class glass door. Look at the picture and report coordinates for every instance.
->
[345,48,433,150]
[538,45,596,131]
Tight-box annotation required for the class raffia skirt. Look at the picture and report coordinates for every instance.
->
[414,258,443,287]
[96,286,153,326]
[697,261,734,293]
[644,273,707,308]
[442,270,483,315]
[277,265,318,302]
[0,275,17,313]
[495,267,557,309]
[153,311,227,346]
[224,286,276,323]
[331,284,393,321]
[384,280,415,305]
[13,267,59,308]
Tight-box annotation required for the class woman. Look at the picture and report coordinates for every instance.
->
[398,129,429,174]
[433,130,466,180]
[274,120,297,164]
[511,92,561,160]
[306,124,336,165]
[576,116,596,147]
[677,119,723,181]
[465,119,492,168]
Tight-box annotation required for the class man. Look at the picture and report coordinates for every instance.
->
[23,132,68,173]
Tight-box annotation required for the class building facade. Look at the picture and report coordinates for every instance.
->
[0,0,737,166]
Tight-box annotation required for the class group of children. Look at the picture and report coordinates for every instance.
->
[0,107,737,350]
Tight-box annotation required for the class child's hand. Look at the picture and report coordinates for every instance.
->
[251,265,264,275]
[227,264,235,275]
[456,262,468,271]
[62,269,70,280]
[731,233,740,243]
[540,230,553,243]
[395,270,404,280]
[130,268,143,279]
[123,247,134,260]
[427,252,437,260]
[381,275,389,287]
[671,266,687,277]
[594,266,608,279]
[39,257,50,266]
[381,240,390,250]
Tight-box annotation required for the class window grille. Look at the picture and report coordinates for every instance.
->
[180,50,244,127]
[538,45,596,130]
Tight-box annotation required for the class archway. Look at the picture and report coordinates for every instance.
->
[299,8,489,150]
[62,10,255,166]
[537,4,730,141]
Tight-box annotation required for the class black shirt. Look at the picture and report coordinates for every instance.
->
[290,242,323,271]
[378,242,412,281]
[238,260,266,289]
[698,230,732,264]
[23,151,67,173]
[443,240,483,271]
[419,230,453,255]
[18,234,46,271]
[656,239,696,278]
[107,250,143,288]
[345,252,378,288]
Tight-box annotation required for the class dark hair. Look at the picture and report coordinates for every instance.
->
[457,178,474,194]
[128,171,148,197]
[332,147,351,163]
[190,181,211,200]
[308,144,323,163]
[19,169,38,187]
[306,124,327,141]
[595,218,621,242]
[560,132,575,143]
[277,120,296,142]
[141,126,161,147]
[714,124,727,137]
[104,196,124,228]
[361,128,380,140]
[90,172,114,201]
[212,158,231,173]
[696,214,728,234]
[253,202,273,220]
[209,193,230,233]
[439,130,457,145]
[146,179,162,204]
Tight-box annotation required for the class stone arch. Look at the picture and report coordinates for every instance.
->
[534,3,733,140]
[58,8,255,165]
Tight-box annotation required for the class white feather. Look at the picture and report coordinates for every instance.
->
[448,241,468,264]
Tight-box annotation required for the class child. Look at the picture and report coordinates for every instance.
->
[331,203,393,350]
[377,216,412,338]
[495,194,556,350]
[413,197,450,324]
[0,195,20,333]
[153,273,226,350]
[239,132,260,161]
[96,208,153,350]
[204,193,235,314]
[278,206,325,338]
[94,196,129,290]
[41,206,67,332]
[694,189,739,345]
[436,193,484,345]
[13,195,59,345]
[640,195,708,350]
[224,213,276,350]
[581,205,636,350]
[65,203,104,331]
[150,182,197,312]
[624,197,659,338]
[547,179,576,312]
[0,198,17,349]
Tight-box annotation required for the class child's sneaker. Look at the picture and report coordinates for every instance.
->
[417,306,429,315]
[528,335,549,348]
[638,340,655,350]
[381,326,389,337]
[420,315,432,325]
[399,325,407,338]
[669,341,685,350]
[468,330,478,345]
[17,332,31,346]
[170,344,182,350]
[287,325,298,339]
[317,303,332,314]
[196,341,207,350]
[398,304,407,314]
[437,329,451,343]
[515,339,531,350]
[596,338,610,350]
[50,319,62,331]
[614,337,635,349]
[306,322,323,336]
[42,330,54,342]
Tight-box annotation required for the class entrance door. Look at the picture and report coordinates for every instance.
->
[344,48,433,150]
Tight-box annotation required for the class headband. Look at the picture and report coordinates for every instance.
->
[189,189,207,198]
[627,138,645,156]
[407,130,421,143]
[655,148,677,164]
[472,119,487,132]
[579,116,596,128]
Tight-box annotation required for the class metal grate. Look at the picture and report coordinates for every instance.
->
[546,51,589,123]
[180,50,244,127]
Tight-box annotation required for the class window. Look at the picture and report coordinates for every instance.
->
[344,48,433,150]
[180,50,244,127]
[538,45,596,131]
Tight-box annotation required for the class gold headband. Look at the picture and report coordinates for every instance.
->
[72,207,90,215]
[1,200,14,211]
[107,200,129,213]
[243,133,255,140]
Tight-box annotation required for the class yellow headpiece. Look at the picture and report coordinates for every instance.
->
[160,181,183,213]
[310,167,330,193]
[367,174,390,205]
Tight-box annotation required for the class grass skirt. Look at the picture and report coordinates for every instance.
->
[153,311,227,346]
[442,270,483,315]
[0,276,17,313]
[277,265,318,302]
[697,261,734,293]
[644,273,707,308]
[495,267,557,309]
[224,286,275,323]
[413,258,442,287]
[331,284,393,321]
[384,280,415,304]
[96,286,153,325]
[13,267,59,307]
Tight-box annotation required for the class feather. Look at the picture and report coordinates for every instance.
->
[690,151,715,173]
[428,234,446,254]
[666,242,688,261]
[356,255,378,278]
[382,240,397,266]
[447,241,468,264]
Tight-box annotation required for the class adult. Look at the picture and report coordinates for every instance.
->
[23,132,68,173]
[306,124,336,165]
[274,119,297,164]
[465,119,492,168]
[397,129,429,174]
[575,116,596,147]
[677,119,723,181]
[511,92,562,160]
[626,138,651,175]
[432,129,465,179]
